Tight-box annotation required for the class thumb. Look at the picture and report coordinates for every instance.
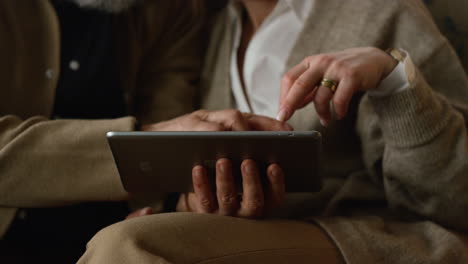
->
[125,207,153,220]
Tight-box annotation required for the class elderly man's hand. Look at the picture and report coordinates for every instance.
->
[277,47,399,125]
[142,109,293,132]
[176,159,285,218]
[126,109,291,220]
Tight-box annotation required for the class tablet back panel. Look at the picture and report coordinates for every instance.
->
[107,131,322,193]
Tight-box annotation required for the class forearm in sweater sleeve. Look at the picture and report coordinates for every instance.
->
[360,50,468,231]
[0,115,136,208]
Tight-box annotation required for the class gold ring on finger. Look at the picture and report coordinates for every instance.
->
[321,78,339,94]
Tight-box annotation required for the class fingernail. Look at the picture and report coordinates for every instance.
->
[218,162,226,174]
[194,167,203,177]
[244,163,255,174]
[271,167,279,178]
[320,119,328,127]
[276,108,290,122]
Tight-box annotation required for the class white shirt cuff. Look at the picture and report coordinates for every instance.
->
[368,59,410,97]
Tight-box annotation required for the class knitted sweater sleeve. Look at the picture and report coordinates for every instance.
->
[357,41,468,231]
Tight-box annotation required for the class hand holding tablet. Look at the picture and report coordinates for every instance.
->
[177,158,285,218]
[108,130,322,218]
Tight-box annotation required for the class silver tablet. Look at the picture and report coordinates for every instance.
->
[107,131,322,193]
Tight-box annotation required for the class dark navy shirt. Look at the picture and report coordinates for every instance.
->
[51,0,126,119]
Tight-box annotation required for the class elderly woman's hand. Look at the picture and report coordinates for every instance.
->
[277,47,399,125]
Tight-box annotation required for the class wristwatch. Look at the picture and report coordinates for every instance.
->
[385,47,417,87]
[386,48,407,63]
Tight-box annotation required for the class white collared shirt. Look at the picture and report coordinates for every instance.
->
[229,0,409,119]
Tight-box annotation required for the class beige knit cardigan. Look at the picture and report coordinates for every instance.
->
[200,0,468,263]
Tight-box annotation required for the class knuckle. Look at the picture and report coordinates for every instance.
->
[227,109,243,120]
[212,124,225,131]
[316,54,334,65]
[199,197,212,209]
[333,96,347,108]
[246,197,264,211]
[302,56,316,65]
[233,110,244,120]
[330,60,345,71]
[282,73,295,87]
[193,109,207,116]
[294,77,309,90]
[219,194,237,206]
[342,68,360,80]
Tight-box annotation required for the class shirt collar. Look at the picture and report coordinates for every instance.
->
[228,0,312,23]
[227,0,243,20]
[283,0,313,22]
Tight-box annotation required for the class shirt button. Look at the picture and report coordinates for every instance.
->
[45,69,55,79]
[69,60,80,71]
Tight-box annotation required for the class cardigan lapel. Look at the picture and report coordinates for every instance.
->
[285,0,343,70]
[201,9,234,110]
[0,1,60,119]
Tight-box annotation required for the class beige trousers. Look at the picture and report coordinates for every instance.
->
[78,212,343,264]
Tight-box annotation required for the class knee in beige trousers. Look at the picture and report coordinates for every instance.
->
[78,212,343,264]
